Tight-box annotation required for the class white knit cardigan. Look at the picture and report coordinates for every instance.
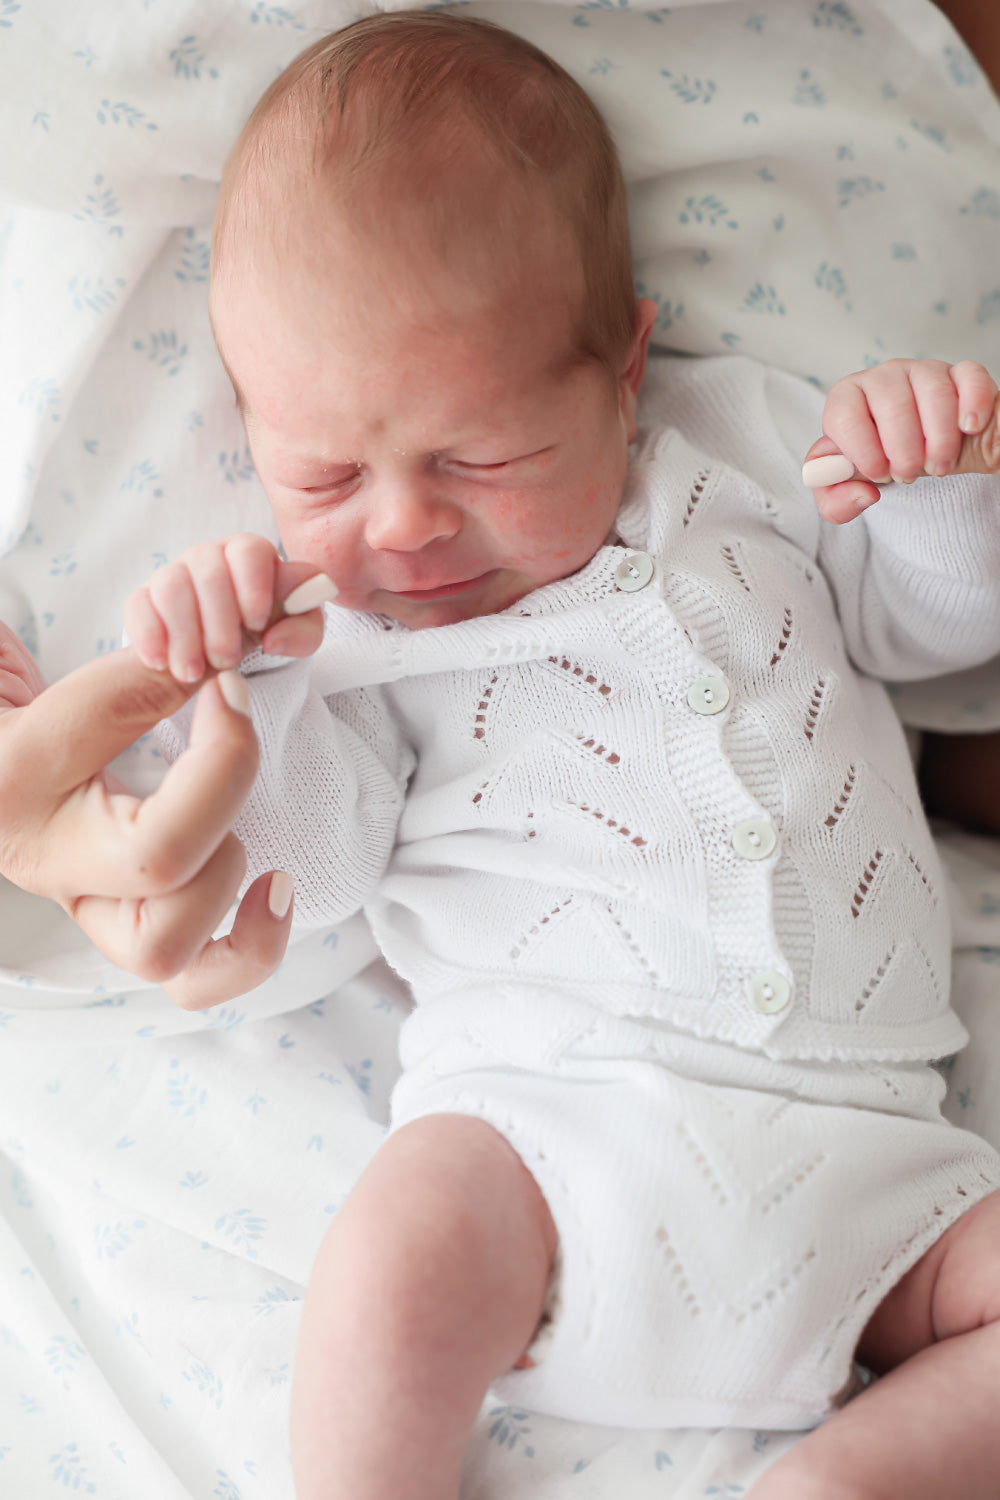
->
[163,356,1000,1064]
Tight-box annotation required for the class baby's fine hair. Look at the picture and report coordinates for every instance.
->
[213,9,637,374]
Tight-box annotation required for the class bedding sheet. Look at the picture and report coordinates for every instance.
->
[2,1,1000,1495]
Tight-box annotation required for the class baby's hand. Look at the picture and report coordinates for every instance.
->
[124,533,336,682]
[802,358,1000,524]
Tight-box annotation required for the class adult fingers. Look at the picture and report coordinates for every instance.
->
[163,869,295,1010]
[0,646,200,808]
[251,563,337,661]
[952,390,1000,476]
[801,435,879,525]
[67,830,249,985]
[951,362,999,440]
[45,673,259,900]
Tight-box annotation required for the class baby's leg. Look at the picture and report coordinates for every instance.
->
[751,1188,1000,1499]
[290,1112,558,1500]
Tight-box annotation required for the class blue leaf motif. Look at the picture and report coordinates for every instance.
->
[69,274,127,314]
[812,1,862,35]
[943,44,979,87]
[176,228,211,283]
[249,3,304,25]
[183,1359,224,1409]
[43,1337,87,1391]
[214,1208,267,1258]
[975,289,1000,325]
[742,282,785,315]
[219,447,256,485]
[170,36,219,81]
[0,1,22,27]
[814,261,851,308]
[74,174,124,237]
[959,188,1000,219]
[486,1404,536,1455]
[794,69,826,107]
[133,330,188,376]
[19,377,61,421]
[678,194,738,230]
[837,176,885,207]
[167,1059,208,1116]
[661,70,716,105]
[96,99,158,131]
[48,1443,96,1492]
[911,119,951,153]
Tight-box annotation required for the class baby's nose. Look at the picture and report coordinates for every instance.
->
[364,487,462,552]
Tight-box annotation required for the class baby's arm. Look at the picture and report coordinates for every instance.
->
[802,357,1000,524]
[124,531,336,682]
[130,534,411,940]
[800,358,1000,680]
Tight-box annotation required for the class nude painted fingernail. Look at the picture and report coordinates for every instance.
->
[889,473,914,486]
[282,575,338,616]
[854,491,879,512]
[217,669,250,717]
[801,454,856,489]
[268,870,294,920]
[960,412,981,434]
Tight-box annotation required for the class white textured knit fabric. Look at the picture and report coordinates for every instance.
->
[157,352,1000,1426]
[161,355,1000,1064]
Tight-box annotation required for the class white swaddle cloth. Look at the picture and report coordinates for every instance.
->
[2,3,1000,1497]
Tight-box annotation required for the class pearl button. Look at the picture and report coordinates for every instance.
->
[687,675,730,715]
[614,552,654,592]
[747,971,791,1015]
[732,818,777,861]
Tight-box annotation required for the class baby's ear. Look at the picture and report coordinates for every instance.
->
[619,299,657,439]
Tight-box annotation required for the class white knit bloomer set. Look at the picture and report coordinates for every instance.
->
[164,356,1000,1430]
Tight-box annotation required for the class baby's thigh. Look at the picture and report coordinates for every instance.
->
[859,1188,1000,1372]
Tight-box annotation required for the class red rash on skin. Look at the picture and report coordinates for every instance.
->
[212,202,655,630]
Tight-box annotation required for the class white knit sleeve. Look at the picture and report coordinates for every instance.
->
[649,355,1000,683]
[738,357,1000,683]
[815,472,1000,681]
[156,647,412,931]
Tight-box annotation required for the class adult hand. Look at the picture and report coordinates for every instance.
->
[0,559,325,1008]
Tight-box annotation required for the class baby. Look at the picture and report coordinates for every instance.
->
[125,13,1000,1500]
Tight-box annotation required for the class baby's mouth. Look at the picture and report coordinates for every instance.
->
[387,570,498,602]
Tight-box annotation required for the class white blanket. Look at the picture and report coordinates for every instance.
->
[2,1,1000,1494]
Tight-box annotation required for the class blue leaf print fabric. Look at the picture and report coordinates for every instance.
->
[1,1,1000,1495]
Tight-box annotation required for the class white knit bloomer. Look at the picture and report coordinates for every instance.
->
[161,356,1000,1429]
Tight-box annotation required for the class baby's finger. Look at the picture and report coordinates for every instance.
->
[147,563,207,683]
[223,533,282,635]
[163,869,294,1010]
[952,390,1000,476]
[821,379,892,485]
[951,361,999,437]
[908,360,962,478]
[184,546,247,673]
[123,586,169,672]
[856,364,926,483]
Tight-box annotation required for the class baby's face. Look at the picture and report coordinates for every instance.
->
[214,231,652,629]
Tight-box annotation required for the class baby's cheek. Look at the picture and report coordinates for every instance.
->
[499,480,620,567]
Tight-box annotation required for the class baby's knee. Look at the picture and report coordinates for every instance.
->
[930,1188,1000,1340]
